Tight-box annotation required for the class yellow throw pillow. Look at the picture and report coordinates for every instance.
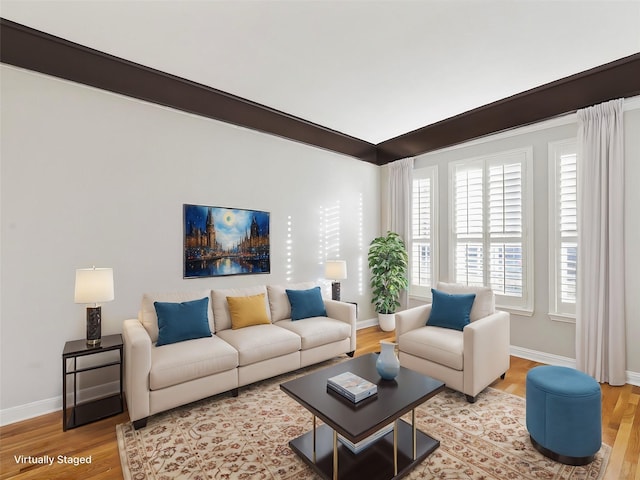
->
[227,294,271,329]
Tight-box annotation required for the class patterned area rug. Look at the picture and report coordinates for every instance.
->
[117,360,610,479]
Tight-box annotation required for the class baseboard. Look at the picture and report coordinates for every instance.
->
[625,370,640,387]
[357,317,379,329]
[0,381,121,427]
[509,346,577,368]
[510,346,640,386]
[0,396,61,427]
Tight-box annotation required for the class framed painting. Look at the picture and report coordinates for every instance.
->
[183,204,270,278]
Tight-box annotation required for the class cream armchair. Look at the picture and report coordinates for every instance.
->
[397,282,510,403]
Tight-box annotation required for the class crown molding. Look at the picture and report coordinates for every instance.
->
[2,18,639,167]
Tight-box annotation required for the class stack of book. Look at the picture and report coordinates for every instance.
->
[327,371,377,403]
[338,424,394,454]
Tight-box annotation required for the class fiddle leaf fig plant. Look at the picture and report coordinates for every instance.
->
[367,231,409,314]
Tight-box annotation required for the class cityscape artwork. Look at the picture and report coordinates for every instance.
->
[183,204,270,278]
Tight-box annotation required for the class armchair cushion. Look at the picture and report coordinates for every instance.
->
[399,326,464,370]
[427,289,475,331]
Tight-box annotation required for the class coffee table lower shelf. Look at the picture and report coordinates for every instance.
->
[289,419,439,480]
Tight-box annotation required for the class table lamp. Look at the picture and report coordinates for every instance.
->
[325,260,347,301]
[74,267,114,347]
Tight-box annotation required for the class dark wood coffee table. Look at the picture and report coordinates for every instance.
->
[280,353,445,480]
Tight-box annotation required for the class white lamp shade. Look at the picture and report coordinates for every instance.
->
[325,260,347,280]
[74,267,114,304]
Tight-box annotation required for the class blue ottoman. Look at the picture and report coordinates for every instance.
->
[526,365,602,465]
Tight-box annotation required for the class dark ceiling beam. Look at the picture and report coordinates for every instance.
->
[376,53,640,164]
[0,18,378,164]
[2,18,639,167]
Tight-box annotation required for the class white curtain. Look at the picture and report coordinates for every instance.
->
[387,157,414,241]
[576,99,626,385]
[387,157,414,309]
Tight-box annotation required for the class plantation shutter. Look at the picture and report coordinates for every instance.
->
[559,152,578,306]
[410,166,438,297]
[488,162,523,296]
[412,176,431,288]
[454,164,484,286]
[548,139,577,320]
[451,147,532,311]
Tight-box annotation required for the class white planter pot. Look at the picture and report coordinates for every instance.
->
[378,313,396,332]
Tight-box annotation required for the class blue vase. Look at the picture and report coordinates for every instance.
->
[376,341,400,380]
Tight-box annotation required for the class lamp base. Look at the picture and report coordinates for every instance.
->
[86,306,102,347]
[331,281,341,301]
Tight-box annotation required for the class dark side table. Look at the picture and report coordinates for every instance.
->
[62,334,124,431]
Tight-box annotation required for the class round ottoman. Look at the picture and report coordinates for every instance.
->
[526,365,602,465]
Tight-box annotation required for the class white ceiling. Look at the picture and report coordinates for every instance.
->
[2,0,639,144]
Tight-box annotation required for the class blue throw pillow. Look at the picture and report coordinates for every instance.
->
[155,297,212,346]
[286,286,327,321]
[427,289,476,331]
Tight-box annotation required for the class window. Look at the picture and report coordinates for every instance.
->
[410,166,438,298]
[548,139,577,321]
[449,148,533,313]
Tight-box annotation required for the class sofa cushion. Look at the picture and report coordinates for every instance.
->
[216,324,301,367]
[149,336,239,390]
[266,282,316,321]
[398,326,464,371]
[286,287,327,320]
[140,290,215,343]
[227,293,271,329]
[275,318,350,350]
[212,286,271,332]
[436,282,495,322]
[427,289,475,331]
[155,297,212,346]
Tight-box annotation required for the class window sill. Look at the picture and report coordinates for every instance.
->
[496,305,534,317]
[548,313,576,324]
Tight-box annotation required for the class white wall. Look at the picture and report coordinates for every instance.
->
[0,65,380,423]
[407,101,640,380]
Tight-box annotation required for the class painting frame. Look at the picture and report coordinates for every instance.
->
[183,204,270,278]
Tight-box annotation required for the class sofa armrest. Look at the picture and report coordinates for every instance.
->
[324,299,357,352]
[122,318,152,422]
[396,305,431,338]
[463,310,510,396]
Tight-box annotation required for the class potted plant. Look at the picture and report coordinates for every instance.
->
[367,231,409,331]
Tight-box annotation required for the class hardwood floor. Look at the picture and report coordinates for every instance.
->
[1,326,638,479]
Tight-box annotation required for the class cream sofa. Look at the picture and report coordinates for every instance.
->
[123,282,356,429]
[397,282,510,403]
